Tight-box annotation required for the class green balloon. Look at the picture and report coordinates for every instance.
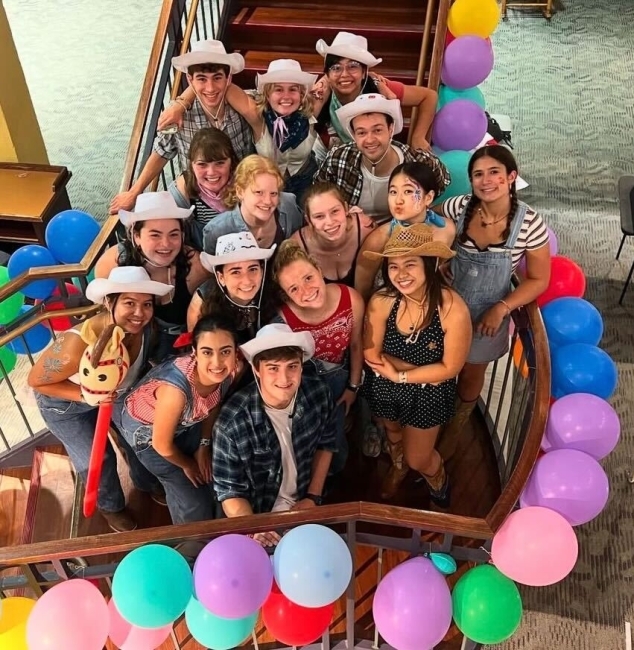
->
[438,85,486,111]
[0,266,25,325]
[0,346,17,375]
[452,564,523,644]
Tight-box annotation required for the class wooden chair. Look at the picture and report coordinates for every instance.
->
[616,176,634,305]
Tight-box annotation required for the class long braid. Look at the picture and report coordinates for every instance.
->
[458,194,480,244]
[501,183,519,242]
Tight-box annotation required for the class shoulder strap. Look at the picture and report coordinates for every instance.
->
[506,201,528,248]
[280,303,304,329]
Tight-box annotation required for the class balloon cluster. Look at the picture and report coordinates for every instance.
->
[0,210,99,373]
[433,0,500,200]
[0,524,352,649]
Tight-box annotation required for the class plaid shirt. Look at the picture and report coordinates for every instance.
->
[212,375,337,514]
[314,140,451,207]
[153,99,255,172]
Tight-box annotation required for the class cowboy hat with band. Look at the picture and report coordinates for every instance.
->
[172,39,245,75]
[336,93,404,138]
[240,323,315,365]
[316,31,382,68]
[256,59,317,94]
[86,266,173,304]
[364,223,456,261]
[118,192,194,228]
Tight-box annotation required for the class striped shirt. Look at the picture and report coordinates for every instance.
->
[441,194,549,271]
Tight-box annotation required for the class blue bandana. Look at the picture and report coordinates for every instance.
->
[263,107,310,153]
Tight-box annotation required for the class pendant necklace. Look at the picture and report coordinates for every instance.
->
[478,207,507,228]
[403,298,424,345]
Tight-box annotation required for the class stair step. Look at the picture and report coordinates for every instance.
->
[238,0,426,9]
[230,7,428,57]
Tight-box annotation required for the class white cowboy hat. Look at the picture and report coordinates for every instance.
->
[172,40,245,75]
[86,267,172,304]
[240,323,315,364]
[256,59,318,93]
[316,31,382,68]
[118,191,194,227]
[200,232,277,271]
[336,93,403,137]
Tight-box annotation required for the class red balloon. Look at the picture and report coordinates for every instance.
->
[445,30,456,47]
[35,283,82,331]
[262,582,334,646]
[537,255,586,308]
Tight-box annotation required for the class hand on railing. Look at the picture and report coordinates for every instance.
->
[109,190,139,214]
[476,303,509,337]
[410,133,431,151]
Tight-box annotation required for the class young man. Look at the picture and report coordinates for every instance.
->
[212,324,336,546]
[110,40,255,213]
[314,93,450,224]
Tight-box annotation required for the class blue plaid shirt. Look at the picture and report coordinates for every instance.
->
[212,375,337,514]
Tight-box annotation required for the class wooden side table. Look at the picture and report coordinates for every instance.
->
[0,163,72,251]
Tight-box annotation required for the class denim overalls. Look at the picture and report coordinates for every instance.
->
[35,327,159,514]
[451,202,527,364]
[118,356,230,523]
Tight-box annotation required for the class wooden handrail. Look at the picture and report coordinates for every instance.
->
[415,0,437,88]
[427,0,451,90]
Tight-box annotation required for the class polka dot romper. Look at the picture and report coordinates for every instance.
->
[364,295,456,429]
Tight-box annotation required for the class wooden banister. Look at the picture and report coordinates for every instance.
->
[427,0,451,90]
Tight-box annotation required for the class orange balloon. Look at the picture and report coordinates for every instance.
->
[512,339,529,379]
[448,0,501,39]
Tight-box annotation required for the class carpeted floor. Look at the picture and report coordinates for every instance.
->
[5,0,634,648]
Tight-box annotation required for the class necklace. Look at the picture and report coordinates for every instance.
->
[401,297,425,345]
[478,206,508,227]
[362,143,392,175]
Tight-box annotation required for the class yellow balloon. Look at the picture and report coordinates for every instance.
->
[448,0,501,39]
[0,597,35,650]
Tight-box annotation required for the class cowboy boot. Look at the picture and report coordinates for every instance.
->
[421,457,451,509]
[380,439,410,500]
[437,397,478,462]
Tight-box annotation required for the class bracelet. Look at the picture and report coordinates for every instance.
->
[199,438,211,447]
[173,97,191,111]
[498,299,512,315]
[399,371,408,384]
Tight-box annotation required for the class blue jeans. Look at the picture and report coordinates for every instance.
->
[35,393,160,513]
[119,410,216,524]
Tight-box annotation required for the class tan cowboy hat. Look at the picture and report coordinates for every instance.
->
[200,232,277,271]
[256,59,317,93]
[316,31,382,68]
[86,267,173,304]
[336,93,403,137]
[172,40,245,75]
[240,323,315,364]
[364,224,456,261]
[118,191,194,227]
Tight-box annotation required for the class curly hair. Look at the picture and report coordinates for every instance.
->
[459,145,520,244]
[184,128,238,200]
[255,84,314,118]
[223,155,285,209]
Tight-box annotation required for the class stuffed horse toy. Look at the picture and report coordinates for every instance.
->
[79,320,130,517]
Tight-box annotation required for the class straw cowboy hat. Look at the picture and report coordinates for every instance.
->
[86,267,173,304]
[118,192,194,228]
[316,31,382,68]
[336,93,404,137]
[172,40,245,75]
[200,232,277,271]
[256,59,318,93]
[240,323,315,364]
[364,224,456,261]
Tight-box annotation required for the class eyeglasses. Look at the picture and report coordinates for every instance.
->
[328,61,363,76]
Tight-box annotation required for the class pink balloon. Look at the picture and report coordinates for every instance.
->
[491,507,578,586]
[26,579,109,650]
[108,599,172,650]
[547,226,558,256]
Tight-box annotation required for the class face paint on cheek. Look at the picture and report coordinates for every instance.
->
[414,187,423,205]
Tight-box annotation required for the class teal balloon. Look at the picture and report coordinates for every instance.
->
[437,150,472,200]
[185,597,257,650]
[438,85,486,111]
[428,552,457,575]
[112,544,193,628]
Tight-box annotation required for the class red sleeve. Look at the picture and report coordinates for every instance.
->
[386,79,405,101]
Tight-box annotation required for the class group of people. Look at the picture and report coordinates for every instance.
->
[28,32,551,544]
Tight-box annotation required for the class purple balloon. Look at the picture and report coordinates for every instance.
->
[547,226,559,256]
[432,100,487,152]
[442,36,494,90]
[373,556,452,650]
[520,449,609,526]
[546,393,620,460]
[193,534,273,619]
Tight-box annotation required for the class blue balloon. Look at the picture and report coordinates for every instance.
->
[7,245,57,300]
[437,150,472,200]
[542,297,603,348]
[45,210,101,264]
[8,306,52,355]
[112,544,193,628]
[273,524,352,608]
[438,85,486,111]
[185,598,257,650]
[551,343,618,400]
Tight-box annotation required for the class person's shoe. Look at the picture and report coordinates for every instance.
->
[99,508,138,533]
[421,459,451,509]
[362,422,383,458]
[380,439,409,500]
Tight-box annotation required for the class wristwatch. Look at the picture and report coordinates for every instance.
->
[305,493,323,506]
[347,370,365,393]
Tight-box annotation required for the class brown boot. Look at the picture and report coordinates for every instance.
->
[437,397,477,462]
[380,439,409,500]
[99,508,138,533]
[422,458,451,509]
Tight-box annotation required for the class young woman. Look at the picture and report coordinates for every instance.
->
[355,162,455,300]
[363,224,471,506]
[438,145,550,444]
[95,192,210,361]
[167,128,238,250]
[187,231,278,344]
[117,314,242,524]
[289,182,374,287]
[273,240,365,474]
[27,267,173,533]
[202,154,303,255]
